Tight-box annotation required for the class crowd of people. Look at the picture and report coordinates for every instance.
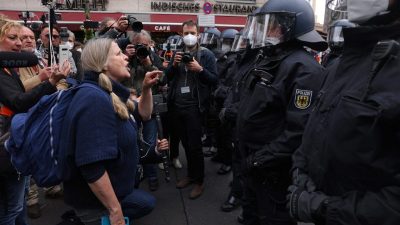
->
[1,0,400,224]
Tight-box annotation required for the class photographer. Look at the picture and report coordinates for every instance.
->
[97,16,128,39]
[98,15,142,40]
[165,20,218,199]
[121,30,165,191]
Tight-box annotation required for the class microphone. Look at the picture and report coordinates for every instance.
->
[0,51,39,68]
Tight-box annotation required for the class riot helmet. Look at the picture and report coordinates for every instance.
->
[327,0,391,24]
[218,29,239,53]
[231,30,246,52]
[235,9,260,51]
[165,35,183,50]
[199,27,221,47]
[251,12,296,49]
[250,0,327,51]
[327,19,356,51]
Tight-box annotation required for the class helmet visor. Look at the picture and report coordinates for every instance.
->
[200,33,217,45]
[242,15,258,46]
[218,38,234,52]
[328,26,344,48]
[167,38,182,46]
[231,34,248,52]
[327,0,347,12]
[251,12,296,49]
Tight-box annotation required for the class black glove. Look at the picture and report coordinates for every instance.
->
[244,149,277,173]
[292,168,316,192]
[287,185,329,224]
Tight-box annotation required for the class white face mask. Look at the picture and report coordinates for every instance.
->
[65,41,74,50]
[348,0,389,23]
[183,34,198,47]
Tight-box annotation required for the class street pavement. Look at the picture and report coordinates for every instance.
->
[29,147,312,225]
[29,148,241,225]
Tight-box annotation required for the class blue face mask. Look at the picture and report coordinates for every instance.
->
[347,0,389,23]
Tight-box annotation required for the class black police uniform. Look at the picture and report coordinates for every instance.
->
[213,52,240,166]
[292,17,400,225]
[238,45,325,225]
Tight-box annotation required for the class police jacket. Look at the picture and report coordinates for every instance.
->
[165,46,218,113]
[214,52,239,104]
[223,48,260,124]
[237,46,325,167]
[292,17,400,225]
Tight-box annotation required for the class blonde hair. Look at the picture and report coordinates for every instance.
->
[0,16,22,41]
[81,38,134,120]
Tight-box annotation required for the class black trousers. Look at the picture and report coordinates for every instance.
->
[216,121,234,165]
[170,106,204,184]
[242,175,295,225]
[240,143,294,225]
[167,111,180,160]
[231,138,243,199]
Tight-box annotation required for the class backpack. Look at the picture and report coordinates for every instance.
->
[4,83,96,187]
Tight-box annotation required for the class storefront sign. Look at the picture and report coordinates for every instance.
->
[151,2,201,12]
[151,1,257,14]
[59,0,107,11]
[212,3,257,14]
[154,25,171,31]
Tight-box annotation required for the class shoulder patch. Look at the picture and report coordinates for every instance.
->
[294,89,313,109]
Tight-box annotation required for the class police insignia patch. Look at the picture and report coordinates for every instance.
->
[294,89,312,109]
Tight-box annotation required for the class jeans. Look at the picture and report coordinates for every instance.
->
[141,119,158,180]
[0,175,27,225]
[75,189,156,224]
[14,178,28,225]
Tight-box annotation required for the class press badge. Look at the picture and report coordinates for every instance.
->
[181,86,190,94]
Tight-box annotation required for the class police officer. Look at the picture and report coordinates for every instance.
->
[288,0,400,224]
[236,0,327,224]
[199,27,221,154]
[199,27,221,56]
[212,29,239,174]
[321,19,356,67]
[218,12,262,218]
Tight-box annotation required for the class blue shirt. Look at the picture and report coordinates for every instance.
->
[63,78,139,209]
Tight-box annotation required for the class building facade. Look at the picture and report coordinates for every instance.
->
[0,0,325,42]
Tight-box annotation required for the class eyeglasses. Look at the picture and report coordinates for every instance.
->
[45,34,59,39]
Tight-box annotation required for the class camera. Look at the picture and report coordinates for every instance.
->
[135,44,150,59]
[59,27,69,42]
[181,52,193,64]
[127,15,143,33]
[84,20,99,29]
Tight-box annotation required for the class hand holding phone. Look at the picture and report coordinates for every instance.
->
[101,215,129,225]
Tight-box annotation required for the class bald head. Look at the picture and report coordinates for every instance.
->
[20,26,36,52]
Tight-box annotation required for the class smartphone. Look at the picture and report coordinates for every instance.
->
[101,216,130,225]
[58,44,69,66]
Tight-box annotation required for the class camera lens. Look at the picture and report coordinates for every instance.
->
[135,44,149,59]
[127,16,143,32]
[181,52,193,64]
